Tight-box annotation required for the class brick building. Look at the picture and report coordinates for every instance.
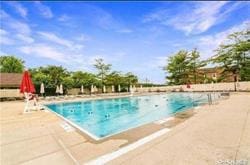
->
[198,67,237,83]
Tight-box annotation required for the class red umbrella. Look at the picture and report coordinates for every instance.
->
[20,71,36,93]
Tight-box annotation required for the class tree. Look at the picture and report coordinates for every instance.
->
[30,70,50,85]
[186,49,206,84]
[124,72,138,85]
[62,76,74,89]
[93,58,112,86]
[0,55,25,73]
[213,30,250,81]
[105,71,122,86]
[163,50,189,85]
[72,71,100,87]
[29,65,69,87]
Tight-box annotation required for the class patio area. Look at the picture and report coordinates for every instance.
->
[0,92,249,165]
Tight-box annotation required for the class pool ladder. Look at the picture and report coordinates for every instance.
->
[207,93,213,105]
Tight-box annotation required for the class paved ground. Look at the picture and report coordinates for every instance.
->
[0,93,249,165]
[108,93,250,165]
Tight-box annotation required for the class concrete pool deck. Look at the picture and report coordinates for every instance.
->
[0,92,249,164]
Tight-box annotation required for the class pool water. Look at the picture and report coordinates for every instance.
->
[46,93,220,139]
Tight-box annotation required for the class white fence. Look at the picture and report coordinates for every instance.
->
[0,89,23,98]
[136,81,250,92]
[0,81,249,99]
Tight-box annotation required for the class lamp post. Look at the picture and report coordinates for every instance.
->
[233,73,237,92]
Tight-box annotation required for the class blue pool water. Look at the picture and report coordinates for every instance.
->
[46,93,220,139]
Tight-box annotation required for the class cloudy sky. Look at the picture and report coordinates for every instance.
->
[0,1,249,83]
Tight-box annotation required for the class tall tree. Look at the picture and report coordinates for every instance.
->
[187,49,206,84]
[93,58,112,86]
[213,30,250,81]
[163,50,189,85]
[0,55,25,73]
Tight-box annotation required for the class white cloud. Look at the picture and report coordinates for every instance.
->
[16,34,34,43]
[0,9,9,19]
[95,10,115,30]
[149,21,250,69]
[0,29,15,45]
[19,44,67,62]
[0,9,34,45]
[9,20,31,35]
[58,14,70,22]
[0,9,31,35]
[154,56,168,68]
[18,43,91,71]
[0,36,15,45]
[144,2,244,35]
[38,31,84,50]
[0,29,8,35]
[8,2,27,18]
[38,31,72,47]
[197,20,250,59]
[34,1,53,18]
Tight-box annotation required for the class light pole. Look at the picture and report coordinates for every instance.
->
[233,73,237,92]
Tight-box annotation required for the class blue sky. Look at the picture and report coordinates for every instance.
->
[0,1,249,83]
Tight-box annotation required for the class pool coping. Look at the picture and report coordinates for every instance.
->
[86,128,171,165]
[44,106,101,140]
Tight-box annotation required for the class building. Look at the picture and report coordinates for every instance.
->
[0,73,23,99]
[199,67,237,83]
[0,73,23,89]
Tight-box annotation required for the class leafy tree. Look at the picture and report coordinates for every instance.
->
[104,71,138,92]
[213,30,250,81]
[0,55,25,73]
[72,71,100,87]
[72,71,86,87]
[62,76,74,89]
[105,71,123,86]
[186,49,206,84]
[124,72,138,85]
[163,50,189,85]
[29,65,69,87]
[93,58,111,86]
[30,70,51,85]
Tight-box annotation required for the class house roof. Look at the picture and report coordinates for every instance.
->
[0,73,23,88]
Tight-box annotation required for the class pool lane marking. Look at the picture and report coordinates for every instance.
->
[154,117,175,125]
[85,128,170,165]
[194,106,201,109]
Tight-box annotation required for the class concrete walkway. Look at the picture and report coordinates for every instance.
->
[108,93,250,165]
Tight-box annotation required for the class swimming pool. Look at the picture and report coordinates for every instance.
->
[46,93,220,140]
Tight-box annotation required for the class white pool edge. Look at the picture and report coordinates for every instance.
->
[44,106,101,140]
[85,128,170,165]
[154,116,175,124]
